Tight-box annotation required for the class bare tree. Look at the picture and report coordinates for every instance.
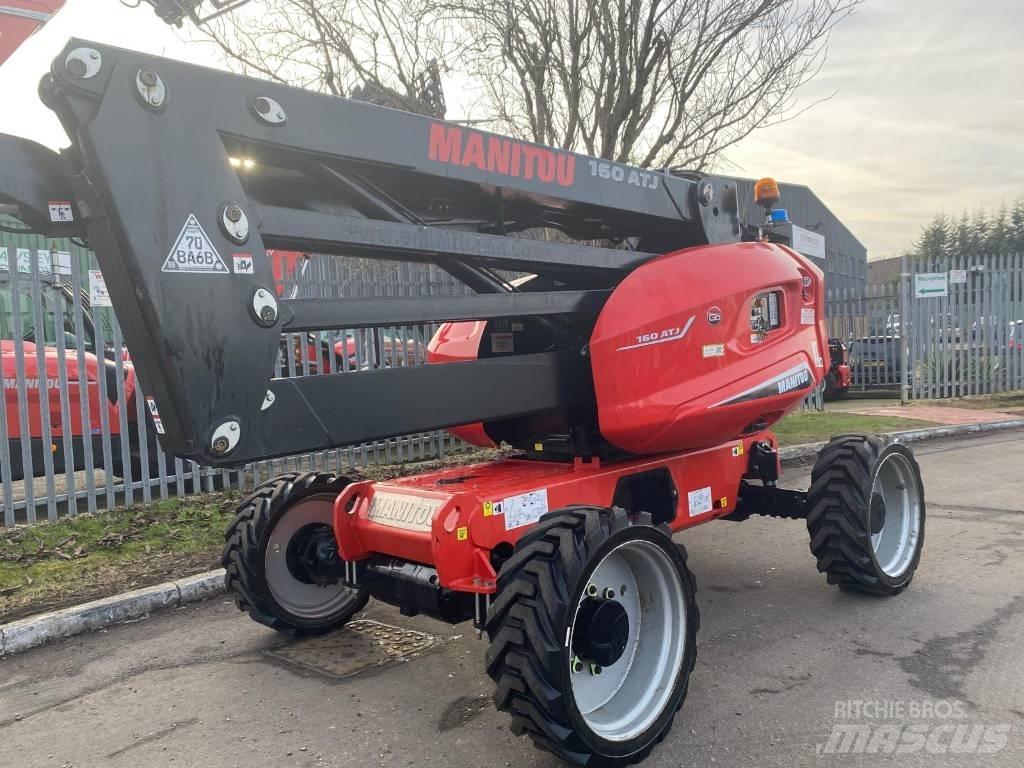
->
[449,0,860,170]
[203,0,860,168]
[201,0,451,117]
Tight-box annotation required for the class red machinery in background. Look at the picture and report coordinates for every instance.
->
[0,0,252,66]
[0,1,64,66]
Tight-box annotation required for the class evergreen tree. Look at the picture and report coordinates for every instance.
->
[968,209,989,255]
[952,213,973,264]
[1010,198,1024,254]
[911,213,952,264]
[910,198,1024,261]
[987,203,1011,255]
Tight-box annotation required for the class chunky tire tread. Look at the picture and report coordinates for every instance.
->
[221,471,368,633]
[805,435,924,596]
[485,505,699,767]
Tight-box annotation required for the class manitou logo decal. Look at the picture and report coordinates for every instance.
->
[367,491,444,532]
[428,124,575,187]
[777,368,811,395]
[712,363,814,407]
[3,377,63,389]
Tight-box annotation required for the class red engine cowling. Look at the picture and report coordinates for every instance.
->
[589,242,827,455]
[426,321,497,447]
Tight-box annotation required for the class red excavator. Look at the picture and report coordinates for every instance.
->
[0,0,253,65]
[0,16,926,768]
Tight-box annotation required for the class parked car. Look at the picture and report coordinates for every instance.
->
[971,315,998,341]
[848,335,908,387]
[4,260,425,481]
[1010,320,1023,352]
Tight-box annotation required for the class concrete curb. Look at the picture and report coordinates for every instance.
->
[0,569,225,658]
[778,417,1024,462]
[3,417,1023,658]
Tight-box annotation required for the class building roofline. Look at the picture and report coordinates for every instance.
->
[735,176,868,254]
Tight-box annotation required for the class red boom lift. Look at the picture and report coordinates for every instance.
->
[0,36,926,767]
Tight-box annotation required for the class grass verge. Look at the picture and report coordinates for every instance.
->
[0,448,507,624]
[772,411,934,446]
[1,493,238,623]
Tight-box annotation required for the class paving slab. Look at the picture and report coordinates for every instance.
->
[843,403,1016,425]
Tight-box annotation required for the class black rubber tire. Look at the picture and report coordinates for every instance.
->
[806,435,925,596]
[222,472,369,633]
[485,505,699,767]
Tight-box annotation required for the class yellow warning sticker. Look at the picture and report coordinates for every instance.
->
[483,501,493,517]
[720,496,729,508]
[534,442,544,452]
[456,527,468,541]
[731,444,745,457]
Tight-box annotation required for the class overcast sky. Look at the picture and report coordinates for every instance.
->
[1,0,1021,258]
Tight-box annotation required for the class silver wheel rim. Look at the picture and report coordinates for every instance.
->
[871,452,923,577]
[569,538,686,742]
[265,494,358,619]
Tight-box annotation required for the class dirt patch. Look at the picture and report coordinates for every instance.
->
[928,391,1024,413]
[356,447,510,481]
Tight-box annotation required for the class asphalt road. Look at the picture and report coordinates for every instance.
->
[2,431,1023,768]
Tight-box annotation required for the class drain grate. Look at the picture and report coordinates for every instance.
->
[266,619,437,679]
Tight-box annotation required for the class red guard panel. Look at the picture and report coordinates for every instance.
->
[0,1,65,66]
[333,435,766,593]
[589,242,827,455]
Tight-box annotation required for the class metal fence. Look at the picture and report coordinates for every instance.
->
[825,253,1024,397]
[12,245,1016,524]
[0,246,468,526]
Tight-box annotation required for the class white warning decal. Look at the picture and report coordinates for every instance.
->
[48,201,74,222]
[232,254,255,274]
[145,397,166,434]
[687,487,713,517]
[162,215,229,274]
[503,488,550,531]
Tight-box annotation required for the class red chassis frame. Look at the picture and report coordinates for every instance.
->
[333,241,826,599]
[334,432,770,596]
